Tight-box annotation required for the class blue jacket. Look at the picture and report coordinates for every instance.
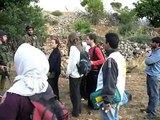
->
[145,48,160,79]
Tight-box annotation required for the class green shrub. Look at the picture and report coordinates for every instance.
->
[50,20,59,25]
[127,34,151,43]
[110,2,122,10]
[81,0,105,25]
[74,19,92,34]
[51,10,63,16]
[118,23,133,36]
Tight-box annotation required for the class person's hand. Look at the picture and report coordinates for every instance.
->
[102,103,112,113]
[0,65,7,72]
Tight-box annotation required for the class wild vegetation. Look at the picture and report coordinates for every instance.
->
[0,0,160,48]
[1,0,160,119]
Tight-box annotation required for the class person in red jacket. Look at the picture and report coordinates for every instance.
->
[86,33,105,110]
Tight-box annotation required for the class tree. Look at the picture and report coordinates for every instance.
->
[80,0,105,25]
[134,0,160,27]
[110,2,122,10]
[0,0,47,49]
[0,0,39,10]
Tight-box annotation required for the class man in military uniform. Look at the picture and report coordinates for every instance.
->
[0,30,12,90]
[23,25,40,48]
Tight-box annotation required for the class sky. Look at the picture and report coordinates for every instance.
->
[37,0,139,12]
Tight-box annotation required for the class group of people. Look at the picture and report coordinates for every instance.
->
[0,25,160,120]
[66,32,126,119]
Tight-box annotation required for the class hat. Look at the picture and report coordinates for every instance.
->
[0,30,7,36]
[152,37,160,43]
[26,25,34,31]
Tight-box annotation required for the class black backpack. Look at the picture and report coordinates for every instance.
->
[76,50,91,76]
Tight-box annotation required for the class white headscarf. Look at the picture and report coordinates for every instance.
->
[7,43,49,96]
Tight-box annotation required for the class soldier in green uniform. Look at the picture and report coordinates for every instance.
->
[22,25,40,48]
[0,31,12,90]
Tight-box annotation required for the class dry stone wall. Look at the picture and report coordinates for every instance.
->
[45,38,150,77]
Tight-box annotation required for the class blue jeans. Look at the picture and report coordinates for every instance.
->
[146,75,159,116]
[100,104,119,120]
[120,92,128,106]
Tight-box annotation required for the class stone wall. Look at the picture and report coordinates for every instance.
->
[45,38,151,76]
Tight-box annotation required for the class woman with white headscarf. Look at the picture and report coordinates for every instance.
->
[0,43,49,120]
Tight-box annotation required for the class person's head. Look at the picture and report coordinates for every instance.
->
[8,43,49,96]
[104,33,119,50]
[50,35,60,49]
[0,30,8,42]
[151,37,160,50]
[67,32,79,48]
[14,43,49,77]
[67,32,83,53]
[86,33,97,46]
[26,25,34,36]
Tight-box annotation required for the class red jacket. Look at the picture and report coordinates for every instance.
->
[89,46,105,71]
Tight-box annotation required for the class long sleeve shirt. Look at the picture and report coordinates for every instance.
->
[101,58,118,104]
[145,48,160,78]
[48,48,61,73]
[89,46,105,70]
[66,46,81,78]
[96,51,126,104]
[0,92,33,120]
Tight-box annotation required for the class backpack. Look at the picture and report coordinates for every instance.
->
[29,85,70,120]
[76,50,91,76]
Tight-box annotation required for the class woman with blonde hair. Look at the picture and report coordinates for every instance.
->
[66,32,83,117]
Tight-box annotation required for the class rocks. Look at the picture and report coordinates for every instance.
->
[43,11,151,76]
[118,40,151,61]
[45,38,150,76]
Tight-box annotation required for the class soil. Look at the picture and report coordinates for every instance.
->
[1,69,160,120]
[58,72,160,120]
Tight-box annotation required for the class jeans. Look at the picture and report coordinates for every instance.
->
[146,75,159,116]
[100,104,119,120]
[120,92,128,106]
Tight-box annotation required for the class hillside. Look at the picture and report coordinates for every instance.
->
[1,11,160,120]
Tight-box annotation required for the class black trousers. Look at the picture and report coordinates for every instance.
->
[48,72,60,100]
[86,70,99,109]
[80,75,87,100]
[69,76,82,117]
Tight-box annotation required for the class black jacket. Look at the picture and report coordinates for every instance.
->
[48,48,61,73]
[101,50,118,104]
